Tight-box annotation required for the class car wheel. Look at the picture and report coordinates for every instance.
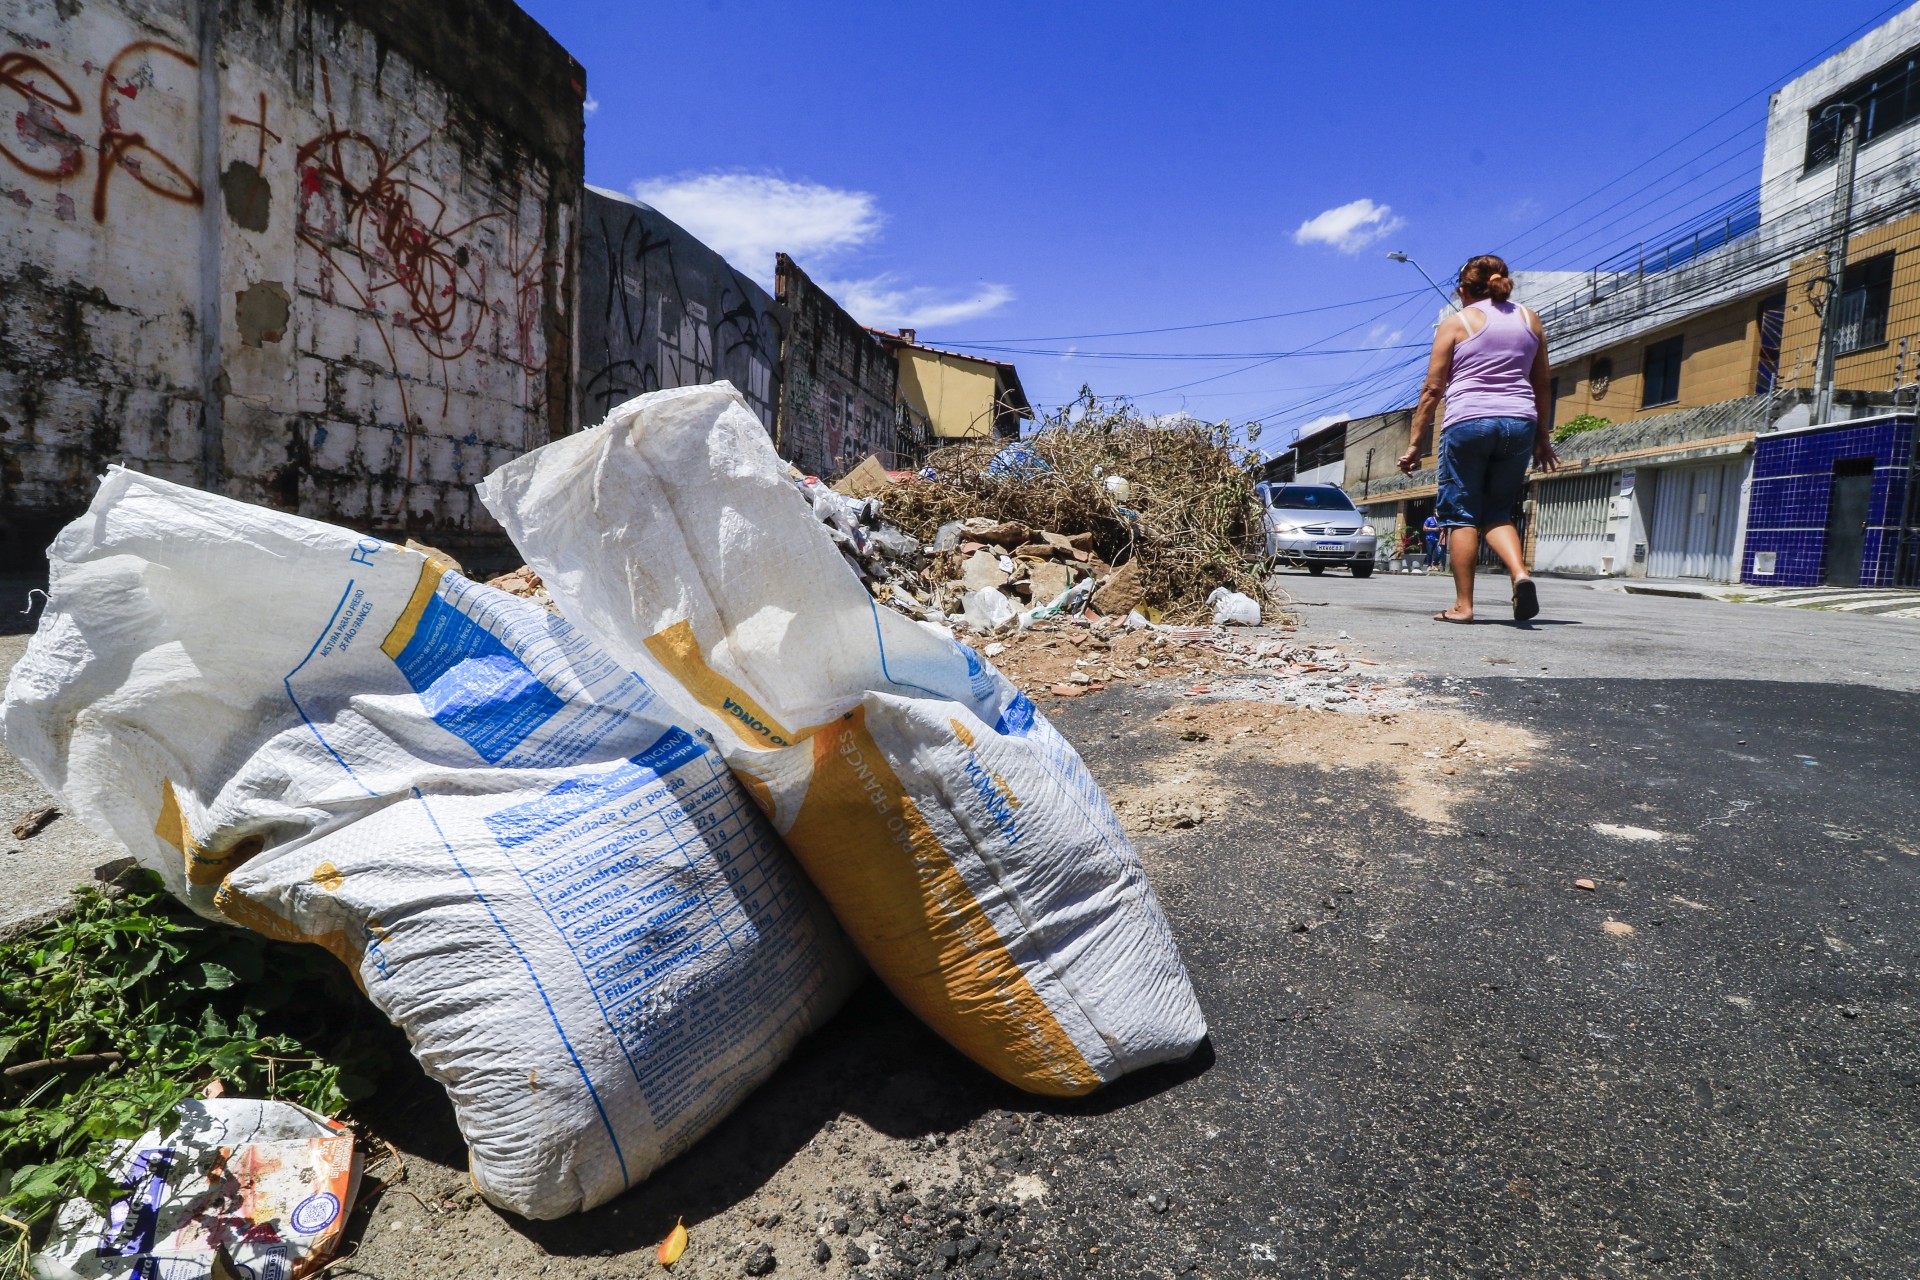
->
[1352,562,1374,579]
[1307,564,1326,576]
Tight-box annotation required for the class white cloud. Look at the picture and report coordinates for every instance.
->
[1293,198,1405,254]
[823,275,1013,329]
[629,171,883,281]
[1368,323,1405,346]
[583,95,600,117]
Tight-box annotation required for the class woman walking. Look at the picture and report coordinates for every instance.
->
[1398,254,1559,622]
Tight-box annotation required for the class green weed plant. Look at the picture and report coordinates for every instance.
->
[0,871,393,1253]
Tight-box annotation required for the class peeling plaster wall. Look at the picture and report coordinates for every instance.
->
[0,0,583,555]
[577,186,784,432]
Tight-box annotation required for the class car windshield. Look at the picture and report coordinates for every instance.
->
[1267,485,1356,512]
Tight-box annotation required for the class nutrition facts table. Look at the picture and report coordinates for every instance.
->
[483,728,816,1124]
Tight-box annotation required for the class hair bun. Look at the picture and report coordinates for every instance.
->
[1457,253,1512,303]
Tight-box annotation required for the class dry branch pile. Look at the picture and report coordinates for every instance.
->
[884,394,1270,622]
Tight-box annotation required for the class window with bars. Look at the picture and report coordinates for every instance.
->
[1534,473,1615,539]
[1805,48,1920,172]
[1833,252,1894,354]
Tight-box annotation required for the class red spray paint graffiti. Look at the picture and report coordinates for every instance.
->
[0,40,202,221]
[295,59,550,479]
[0,52,85,179]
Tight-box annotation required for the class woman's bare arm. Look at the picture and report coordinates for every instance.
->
[1400,316,1462,473]
[1526,312,1560,472]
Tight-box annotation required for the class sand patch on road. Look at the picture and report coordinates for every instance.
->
[1125,700,1537,829]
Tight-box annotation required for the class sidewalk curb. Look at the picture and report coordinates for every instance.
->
[1584,580,1738,602]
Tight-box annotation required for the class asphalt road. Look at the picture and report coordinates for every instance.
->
[5,573,1917,1277]
[1273,566,1920,691]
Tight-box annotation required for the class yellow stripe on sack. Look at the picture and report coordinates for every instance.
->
[644,619,825,751]
[784,708,1102,1096]
[213,876,367,989]
[729,766,777,817]
[381,559,450,660]
[153,780,265,886]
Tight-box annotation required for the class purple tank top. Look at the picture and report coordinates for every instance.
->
[1441,300,1539,430]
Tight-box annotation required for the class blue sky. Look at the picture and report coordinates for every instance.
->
[519,0,1908,452]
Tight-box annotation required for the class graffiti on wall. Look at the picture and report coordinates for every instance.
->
[2,5,576,536]
[2,38,559,437]
[578,188,782,429]
[0,37,202,220]
[294,58,558,477]
[773,253,911,478]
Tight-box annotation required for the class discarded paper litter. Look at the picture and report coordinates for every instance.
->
[479,382,1208,1096]
[32,1099,359,1280]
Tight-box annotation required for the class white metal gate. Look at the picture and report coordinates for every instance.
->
[1647,460,1746,580]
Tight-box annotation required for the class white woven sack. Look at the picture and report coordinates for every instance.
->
[478,383,1207,1096]
[0,467,859,1218]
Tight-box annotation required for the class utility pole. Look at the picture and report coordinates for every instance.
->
[1813,103,1862,426]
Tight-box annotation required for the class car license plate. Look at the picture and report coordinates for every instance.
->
[1314,541,1343,552]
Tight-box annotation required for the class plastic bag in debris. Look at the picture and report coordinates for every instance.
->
[32,1099,359,1280]
[801,481,872,554]
[0,469,858,1219]
[866,527,922,562]
[984,442,1050,480]
[1208,587,1262,627]
[960,587,1018,633]
[479,383,1207,1096]
[1030,578,1096,621]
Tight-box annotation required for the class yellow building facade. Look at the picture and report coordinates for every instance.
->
[872,330,1032,441]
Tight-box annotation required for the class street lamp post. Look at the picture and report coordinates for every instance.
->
[1387,252,1460,311]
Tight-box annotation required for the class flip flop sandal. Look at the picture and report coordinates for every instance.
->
[1432,611,1473,624]
[1512,579,1540,622]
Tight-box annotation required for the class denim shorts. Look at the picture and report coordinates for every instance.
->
[1436,416,1536,529]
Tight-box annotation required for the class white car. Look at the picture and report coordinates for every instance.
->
[1258,483,1378,577]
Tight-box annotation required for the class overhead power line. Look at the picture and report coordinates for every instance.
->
[925,288,1428,345]
[1502,0,1913,264]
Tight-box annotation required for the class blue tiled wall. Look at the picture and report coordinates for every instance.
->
[1742,418,1915,587]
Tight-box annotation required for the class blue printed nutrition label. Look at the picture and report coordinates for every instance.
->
[483,728,822,1128]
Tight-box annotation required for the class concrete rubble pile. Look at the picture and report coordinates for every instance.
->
[792,477,1143,634]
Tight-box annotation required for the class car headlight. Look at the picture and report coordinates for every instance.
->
[1361,524,1375,536]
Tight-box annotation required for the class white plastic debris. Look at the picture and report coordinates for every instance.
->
[1,469,858,1219]
[1207,587,1262,627]
[479,383,1208,1096]
[961,587,1019,633]
[32,1099,359,1280]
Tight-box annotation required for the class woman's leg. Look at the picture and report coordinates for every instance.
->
[1447,526,1479,615]
[1482,522,1529,580]
[1433,422,1495,620]
[1479,420,1539,584]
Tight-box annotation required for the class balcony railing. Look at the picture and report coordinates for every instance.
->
[1534,190,1764,325]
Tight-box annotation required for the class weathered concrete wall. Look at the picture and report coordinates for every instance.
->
[578,186,782,430]
[773,252,910,478]
[0,0,583,556]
